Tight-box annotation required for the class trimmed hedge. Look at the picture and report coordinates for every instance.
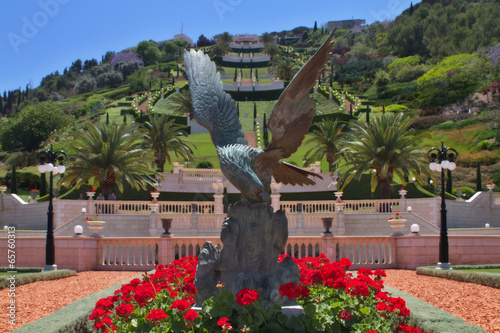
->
[0,269,77,290]
[0,267,42,273]
[416,266,500,289]
[227,89,284,101]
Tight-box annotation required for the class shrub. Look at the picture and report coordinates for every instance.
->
[96,71,124,88]
[458,151,500,167]
[73,75,97,95]
[373,104,409,113]
[90,64,112,77]
[429,120,458,131]
[477,140,490,150]
[196,161,213,169]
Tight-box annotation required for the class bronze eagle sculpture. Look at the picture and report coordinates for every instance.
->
[184,33,335,203]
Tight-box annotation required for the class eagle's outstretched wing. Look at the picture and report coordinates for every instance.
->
[266,32,335,158]
[184,49,247,148]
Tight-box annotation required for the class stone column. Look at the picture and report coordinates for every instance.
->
[336,210,345,236]
[270,182,282,212]
[158,237,174,265]
[149,211,163,237]
[214,194,224,214]
[321,235,337,263]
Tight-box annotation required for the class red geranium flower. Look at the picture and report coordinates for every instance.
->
[235,288,259,306]
[171,298,191,312]
[338,310,352,321]
[116,303,135,317]
[183,308,199,322]
[146,309,168,326]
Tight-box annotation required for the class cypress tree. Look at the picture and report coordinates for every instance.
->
[349,104,353,116]
[237,102,240,117]
[255,68,258,81]
[476,163,482,191]
[446,169,452,194]
[17,88,21,105]
[313,21,318,32]
[366,107,370,123]
[10,167,17,194]
[0,97,3,115]
[253,102,257,120]
[409,2,414,15]
[172,78,175,87]
[40,173,47,197]
[123,113,127,123]
[106,112,110,125]
[382,105,385,114]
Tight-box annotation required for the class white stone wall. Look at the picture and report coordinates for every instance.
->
[0,194,47,229]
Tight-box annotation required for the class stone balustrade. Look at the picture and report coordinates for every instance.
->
[2,234,499,272]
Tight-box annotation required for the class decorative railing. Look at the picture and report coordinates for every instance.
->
[180,168,223,182]
[280,199,401,214]
[335,237,396,268]
[98,238,159,269]
[495,193,500,206]
[94,201,216,215]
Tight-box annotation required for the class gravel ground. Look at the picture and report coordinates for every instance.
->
[0,269,498,333]
[0,271,140,333]
[383,270,499,333]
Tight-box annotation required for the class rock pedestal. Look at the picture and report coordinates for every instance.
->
[194,201,299,306]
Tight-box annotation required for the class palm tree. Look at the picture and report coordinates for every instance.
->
[267,57,298,81]
[60,122,158,197]
[338,113,428,199]
[143,114,195,172]
[210,42,231,57]
[166,89,194,119]
[303,120,345,172]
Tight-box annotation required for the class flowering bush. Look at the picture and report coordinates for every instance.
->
[86,214,101,222]
[389,212,403,220]
[29,188,40,194]
[90,255,429,332]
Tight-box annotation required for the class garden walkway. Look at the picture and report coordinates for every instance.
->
[0,270,497,332]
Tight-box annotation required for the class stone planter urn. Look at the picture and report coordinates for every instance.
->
[0,186,7,194]
[398,189,408,198]
[388,218,406,237]
[150,203,159,213]
[87,191,95,199]
[486,184,496,191]
[87,220,105,238]
[334,191,343,200]
[322,217,333,235]
[161,218,172,235]
[150,192,160,200]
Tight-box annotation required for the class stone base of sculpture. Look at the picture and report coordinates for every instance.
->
[194,200,300,306]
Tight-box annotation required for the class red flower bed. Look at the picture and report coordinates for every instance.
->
[90,254,430,332]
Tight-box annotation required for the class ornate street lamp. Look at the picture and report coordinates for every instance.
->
[37,145,67,271]
[428,141,458,270]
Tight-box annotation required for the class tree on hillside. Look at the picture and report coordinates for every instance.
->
[260,33,275,44]
[215,32,233,44]
[60,123,158,198]
[0,102,70,151]
[268,57,298,81]
[69,59,83,75]
[166,90,193,119]
[196,34,212,47]
[142,114,195,172]
[304,120,345,172]
[210,42,231,57]
[83,59,99,72]
[337,113,429,199]
[263,43,280,56]
[314,21,318,32]
[417,53,478,104]
[136,41,161,66]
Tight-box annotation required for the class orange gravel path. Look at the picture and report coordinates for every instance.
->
[0,271,140,333]
[383,270,499,333]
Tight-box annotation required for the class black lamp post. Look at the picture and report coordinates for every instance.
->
[428,141,458,270]
[37,145,67,271]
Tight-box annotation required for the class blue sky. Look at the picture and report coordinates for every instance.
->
[0,0,418,92]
